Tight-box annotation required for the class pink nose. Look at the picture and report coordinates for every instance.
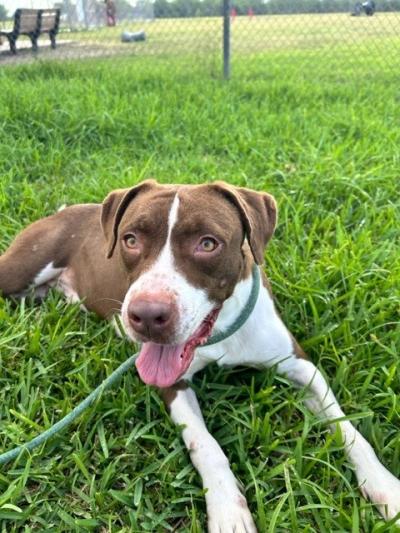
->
[127,298,176,340]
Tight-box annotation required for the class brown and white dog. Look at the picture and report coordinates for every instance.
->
[1,180,399,531]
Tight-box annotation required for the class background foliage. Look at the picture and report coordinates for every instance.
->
[152,0,400,17]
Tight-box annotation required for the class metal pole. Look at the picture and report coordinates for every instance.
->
[223,0,231,79]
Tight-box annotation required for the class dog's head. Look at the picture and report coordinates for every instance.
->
[101,179,277,387]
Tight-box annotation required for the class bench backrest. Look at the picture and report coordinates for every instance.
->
[16,9,39,33]
[14,8,60,34]
[40,9,60,32]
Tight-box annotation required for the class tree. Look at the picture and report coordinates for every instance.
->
[152,0,400,18]
[0,4,8,21]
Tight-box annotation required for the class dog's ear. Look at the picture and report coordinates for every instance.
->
[101,179,157,258]
[211,181,277,265]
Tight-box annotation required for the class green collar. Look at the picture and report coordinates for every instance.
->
[204,263,261,347]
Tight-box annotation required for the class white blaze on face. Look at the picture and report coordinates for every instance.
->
[121,193,215,344]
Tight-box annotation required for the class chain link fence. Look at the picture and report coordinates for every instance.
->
[0,0,399,77]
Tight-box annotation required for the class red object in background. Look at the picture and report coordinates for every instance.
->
[248,7,254,18]
[231,7,237,20]
[105,0,116,26]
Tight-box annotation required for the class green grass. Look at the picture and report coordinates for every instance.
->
[0,51,399,532]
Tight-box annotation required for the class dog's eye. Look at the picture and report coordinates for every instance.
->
[198,237,218,253]
[123,233,138,249]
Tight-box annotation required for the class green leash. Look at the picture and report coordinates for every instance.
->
[0,264,260,466]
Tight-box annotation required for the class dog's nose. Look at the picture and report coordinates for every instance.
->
[127,299,176,339]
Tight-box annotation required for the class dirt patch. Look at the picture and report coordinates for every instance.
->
[0,37,135,66]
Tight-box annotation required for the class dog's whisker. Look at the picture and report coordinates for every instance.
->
[98,297,124,305]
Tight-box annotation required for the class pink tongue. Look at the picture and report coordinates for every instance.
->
[136,342,187,388]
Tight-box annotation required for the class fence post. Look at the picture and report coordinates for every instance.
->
[222,0,231,79]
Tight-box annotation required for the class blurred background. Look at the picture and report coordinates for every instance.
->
[1,0,399,78]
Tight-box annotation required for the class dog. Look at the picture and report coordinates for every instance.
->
[1,179,399,531]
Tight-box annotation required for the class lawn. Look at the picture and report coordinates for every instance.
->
[0,45,399,532]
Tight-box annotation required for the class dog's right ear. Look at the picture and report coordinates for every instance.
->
[101,179,157,258]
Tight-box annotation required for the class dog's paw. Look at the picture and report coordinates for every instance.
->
[207,493,257,533]
[357,463,400,523]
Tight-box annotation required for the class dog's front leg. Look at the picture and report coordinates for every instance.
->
[161,383,257,533]
[281,357,400,523]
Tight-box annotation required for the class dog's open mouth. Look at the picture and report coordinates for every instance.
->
[135,308,220,388]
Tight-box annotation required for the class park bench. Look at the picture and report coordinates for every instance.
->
[0,8,60,54]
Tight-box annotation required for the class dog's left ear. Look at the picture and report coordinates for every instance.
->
[212,181,277,265]
[101,179,157,258]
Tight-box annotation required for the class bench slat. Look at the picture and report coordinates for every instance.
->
[41,14,58,31]
[19,15,40,32]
